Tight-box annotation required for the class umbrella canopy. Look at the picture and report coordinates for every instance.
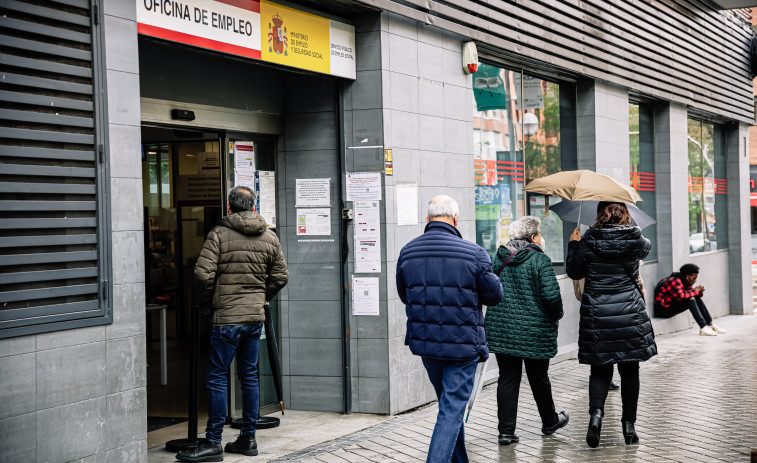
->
[524,170,643,203]
[263,303,285,415]
[550,200,657,229]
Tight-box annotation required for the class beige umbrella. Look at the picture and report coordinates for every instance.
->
[524,170,642,224]
[524,170,643,203]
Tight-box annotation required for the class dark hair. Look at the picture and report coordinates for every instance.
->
[228,186,256,213]
[593,201,632,227]
[679,263,700,276]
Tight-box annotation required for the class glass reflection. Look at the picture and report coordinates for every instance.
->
[473,65,570,270]
[687,119,727,253]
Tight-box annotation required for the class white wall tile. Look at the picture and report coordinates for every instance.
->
[389,72,419,113]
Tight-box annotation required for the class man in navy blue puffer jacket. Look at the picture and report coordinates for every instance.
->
[397,195,503,463]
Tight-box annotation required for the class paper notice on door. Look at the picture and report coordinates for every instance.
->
[296,208,331,236]
[256,171,276,228]
[355,201,381,273]
[396,183,419,225]
[346,172,382,201]
[352,277,380,316]
[234,142,256,188]
[296,178,331,207]
[197,152,220,176]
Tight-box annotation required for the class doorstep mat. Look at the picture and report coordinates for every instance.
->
[147,416,188,432]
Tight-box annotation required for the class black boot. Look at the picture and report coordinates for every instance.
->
[225,434,259,456]
[586,409,603,448]
[497,434,519,445]
[176,439,223,462]
[542,411,570,435]
[622,421,639,444]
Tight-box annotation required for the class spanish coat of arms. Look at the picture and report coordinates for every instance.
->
[268,13,287,55]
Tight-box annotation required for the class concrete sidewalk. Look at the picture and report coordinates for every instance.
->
[148,410,389,462]
[150,314,757,462]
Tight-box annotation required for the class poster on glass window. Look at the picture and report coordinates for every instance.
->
[475,184,510,254]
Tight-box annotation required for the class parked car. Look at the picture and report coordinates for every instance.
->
[689,233,713,253]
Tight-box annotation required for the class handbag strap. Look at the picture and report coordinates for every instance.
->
[496,249,520,276]
[622,262,643,297]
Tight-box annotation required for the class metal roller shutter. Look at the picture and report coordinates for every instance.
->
[0,0,111,338]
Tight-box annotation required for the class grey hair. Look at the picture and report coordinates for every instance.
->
[509,216,541,240]
[427,195,459,220]
[228,185,256,213]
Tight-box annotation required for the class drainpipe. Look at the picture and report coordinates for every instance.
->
[337,80,352,414]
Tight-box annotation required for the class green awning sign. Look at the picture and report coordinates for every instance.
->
[473,63,507,111]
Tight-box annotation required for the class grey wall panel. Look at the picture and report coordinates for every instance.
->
[354,0,753,123]
[726,123,752,315]
[36,342,107,410]
[289,376,344,411]
[288,338,344,376]
[689,251,731,319]
[36,397,106,463]
[105,388,147,449]
[278,72,345,412]
[0,353,36,420]
[287,301,342,339]
[357,376,390,413]
[0,413,36,463]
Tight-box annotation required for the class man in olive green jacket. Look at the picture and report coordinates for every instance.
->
[178,186,288,463]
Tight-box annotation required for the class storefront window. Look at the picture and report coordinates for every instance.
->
[473,64,576,272]
[629,103,657,261]
[687,118,728,253]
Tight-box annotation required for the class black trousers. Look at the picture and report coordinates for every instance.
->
[658,296,713,328]
[676,297,713,328]
[495,354,558,435]
[589,362,640,423]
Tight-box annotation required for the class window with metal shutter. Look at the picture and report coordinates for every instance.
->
[0,0,111,338]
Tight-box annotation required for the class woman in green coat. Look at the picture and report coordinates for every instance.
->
[485,216,568,445]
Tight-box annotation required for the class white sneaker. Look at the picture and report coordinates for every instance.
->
[699,326,718,336]
[710,324,727,334]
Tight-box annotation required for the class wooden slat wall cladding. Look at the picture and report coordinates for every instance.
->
[357,0,754,123]
[0,0,110,337]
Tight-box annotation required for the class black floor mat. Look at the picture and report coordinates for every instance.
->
[147,416,188,432]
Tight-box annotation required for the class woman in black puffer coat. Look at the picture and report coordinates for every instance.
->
[566,201,655,449]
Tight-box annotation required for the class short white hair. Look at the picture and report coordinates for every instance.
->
[509,216,541,240]
[427,195,459,220]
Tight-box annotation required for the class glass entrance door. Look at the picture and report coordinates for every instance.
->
[221,135,282,418]
[143,132,223,440]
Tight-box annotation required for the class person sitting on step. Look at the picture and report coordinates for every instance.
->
[653,263,726,336]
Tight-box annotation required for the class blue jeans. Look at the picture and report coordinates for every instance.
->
[205,324,262,443]
[422,357,478,463]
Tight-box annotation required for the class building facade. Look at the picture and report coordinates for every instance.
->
[0,0,753,461]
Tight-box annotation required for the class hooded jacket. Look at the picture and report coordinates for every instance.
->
[193,211,288,326]
[396,221,503,362]
[485,240,563,359]
[566,225,656,365]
